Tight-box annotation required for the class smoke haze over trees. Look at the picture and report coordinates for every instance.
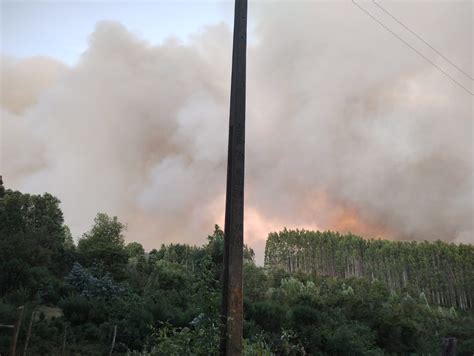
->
[1,2,472,261]
[1,184,473,354]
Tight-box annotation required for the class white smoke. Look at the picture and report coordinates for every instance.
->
[1,1,472,262]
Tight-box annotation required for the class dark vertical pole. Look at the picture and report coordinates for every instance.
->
[61,323,68,356]
[23,311,36,356]
[10,306,24,356]
[109,325,117,356]
[220,0,247,355]
[0,175,5,198]
[441,337,457,356]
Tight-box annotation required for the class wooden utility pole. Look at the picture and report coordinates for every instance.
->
[220,0,247,355]
[10,306,24,356]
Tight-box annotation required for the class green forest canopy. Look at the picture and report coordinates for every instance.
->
[0,184,473,355]
[265,229,474,309]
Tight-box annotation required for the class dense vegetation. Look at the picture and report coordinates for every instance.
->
[1,183,473,355]
[265,230,474,309]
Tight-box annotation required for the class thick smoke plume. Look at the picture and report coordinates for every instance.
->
[1,2,472,262]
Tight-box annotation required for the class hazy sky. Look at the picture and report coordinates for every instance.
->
[1,1,473,263]
[2,1,234,64]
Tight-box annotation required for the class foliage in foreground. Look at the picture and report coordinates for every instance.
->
[0,185,473,355]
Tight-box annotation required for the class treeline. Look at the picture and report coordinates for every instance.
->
[1,182,474,354]
[264,229,474,309]
[0,183,255,354]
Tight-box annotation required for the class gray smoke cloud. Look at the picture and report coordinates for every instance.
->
[1,1,472,262]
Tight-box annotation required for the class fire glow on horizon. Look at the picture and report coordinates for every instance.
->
[1,2,472,263]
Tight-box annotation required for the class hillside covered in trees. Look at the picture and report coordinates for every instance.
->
[0,183,473,355]
[265,230,474,309]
